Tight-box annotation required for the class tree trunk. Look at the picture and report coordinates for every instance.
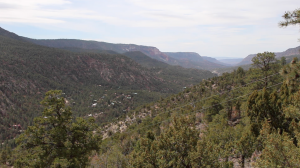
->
[241,154,245,168]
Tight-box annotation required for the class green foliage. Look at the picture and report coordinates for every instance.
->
[279,8,300,27]
[251,52,276,87]
[0,146,12,165]
[254,121,300,167]
[129,131,159,168]
[236,67,245,78]
[246,88,285,136]
[130,117,200,168]
[280,57,300,93]
[235,124,257,168]
[250,66,300,167]
[279,8,300,41]
[280,57,287,66]
[204,95,223,122]
[14,90,101,168]
[192,136,224,168]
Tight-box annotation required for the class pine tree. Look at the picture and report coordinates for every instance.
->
[254,121,300,167]
[246,88,284,136]
[129,131,159,168]
[14,90,102,168]
[204,95,223,122]
[280,57,300,94]
[251,52,276,88]
[0,148,8,165]
[253,86,300,166]
[130,117,200,168]
[235,125,257,168]
[280,57,287,66]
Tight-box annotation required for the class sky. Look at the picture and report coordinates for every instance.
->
[0,0,300,58]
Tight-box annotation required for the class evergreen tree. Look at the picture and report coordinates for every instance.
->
[0,147,8,165]
[280,57,300,93]
[246,88,284,136]
[235,125,257,168]
[280,57,287,66]
[204,95,223,122]
[254,121,300,167]
[130,117,200,168]
[14,90,102,168]
[202,114,235,167]
[130,131,159,168]
[155,117,198,168]
[251,52,276,88]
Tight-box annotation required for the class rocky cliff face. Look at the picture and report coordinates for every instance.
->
[120,45,172,62]
[23,38,179,66]
[238,46,300,65]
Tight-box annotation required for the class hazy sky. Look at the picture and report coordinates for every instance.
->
[0,0,299,58]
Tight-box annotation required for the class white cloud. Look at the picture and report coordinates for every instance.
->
[0,0,300,58]
[1,0,299,28]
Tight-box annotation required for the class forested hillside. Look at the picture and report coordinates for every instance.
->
[0,33,216,144]
[123,51,215,87]
[5,49,299,167]
[63,49,215,87]
[0,34,162,142]
[87,53,300,167]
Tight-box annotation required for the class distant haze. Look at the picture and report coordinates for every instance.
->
[218,58,244,66]
[216,57,244,60]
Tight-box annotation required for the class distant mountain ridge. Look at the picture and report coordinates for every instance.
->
[0,27,25,41]
[24,38,174,61]
[163,52,227,70]
[217,58,243,66]
[201,56,232,66]
[0,28,221,71]
[123,51,215,84]
[238,46,300,65]
[24,38,227,70]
